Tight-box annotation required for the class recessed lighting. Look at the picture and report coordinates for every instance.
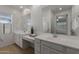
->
[20,6,23,9]
[23,8,31,15]
[59,8,62,10]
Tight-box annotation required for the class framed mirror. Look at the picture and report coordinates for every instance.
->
[56,14,68,35]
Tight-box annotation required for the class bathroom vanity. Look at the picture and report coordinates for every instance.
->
[13,31,25,48]
[35,33,79,54]
[13,31,36,49]
[23,35,35,48]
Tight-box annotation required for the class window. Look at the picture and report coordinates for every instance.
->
[0,15,11,23]
[0,13,12,34]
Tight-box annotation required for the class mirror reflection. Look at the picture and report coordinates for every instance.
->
[56,14,68,35]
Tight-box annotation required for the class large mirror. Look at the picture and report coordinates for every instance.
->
[56,14,68,35]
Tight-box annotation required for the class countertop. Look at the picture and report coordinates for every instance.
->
[35,33,79,49]
[23,35,35,43]
[13,30,36,43]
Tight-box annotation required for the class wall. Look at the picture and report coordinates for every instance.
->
[72,5,79,35]
[12,10,22,32]
[31,6,53,34]
[51,11,56,33]
[31,6,43,35]
[22,14,31,33]
[42,8,52,33]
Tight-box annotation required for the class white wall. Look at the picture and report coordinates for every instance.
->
[51,11,56,33]
[31,6,54,34]
[12,10,23,32]
[42,8,52,33]
[22,14,31,33]
[31,6,43,35]
[72,5,79,35]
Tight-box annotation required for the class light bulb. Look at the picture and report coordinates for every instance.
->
[59,8,62,10]
[20,6,23,9]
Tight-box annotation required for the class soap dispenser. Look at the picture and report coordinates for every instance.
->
[31,26,34,34]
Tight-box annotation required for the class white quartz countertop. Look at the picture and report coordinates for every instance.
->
[23,35,35,43]
[23,35,35,40]
[35,33,79,49]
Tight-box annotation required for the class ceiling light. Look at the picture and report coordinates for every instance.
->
[23,8,31,15]
[59,8,62,10]
[58,16,63,19]
[20,6,23,9]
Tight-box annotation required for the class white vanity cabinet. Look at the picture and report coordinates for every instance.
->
[66,47,79,54]
[40,40,65,54]
[40,45,63,54]
[34,39,41,53]
[35,36,79,54]
[14,32,35,49]
[35,39,65,54]
[23,35,35,48]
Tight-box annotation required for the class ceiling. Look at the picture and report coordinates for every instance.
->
[7,5,32,11]
[42,5,73,13]
[5,5,73,14]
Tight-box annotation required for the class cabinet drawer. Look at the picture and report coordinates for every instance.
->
[66,48,79,54]
[41,45,62,54]
[41,40,65,52]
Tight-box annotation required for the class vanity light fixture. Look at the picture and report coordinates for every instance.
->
[23,8,31,15]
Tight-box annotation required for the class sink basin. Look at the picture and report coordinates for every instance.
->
[53,34,58,38]
[29,34,37,37]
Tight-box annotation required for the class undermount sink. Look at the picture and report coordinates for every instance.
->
[46,34,67,41]
[53,34,58,38]
[29,34,37,37]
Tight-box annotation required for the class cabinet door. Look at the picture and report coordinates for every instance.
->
[15,34,20,46]
[41,40,65,53]
[19,35,23,48]
[15,34,23,48]
[41,45,50,54]
[66,48,79,54]
[34,39,41,54]
[41,45,62,54]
